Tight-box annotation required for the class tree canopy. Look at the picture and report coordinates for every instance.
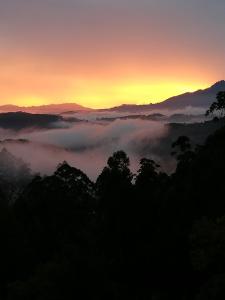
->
[206,91,225,117]
[1,101,225,299]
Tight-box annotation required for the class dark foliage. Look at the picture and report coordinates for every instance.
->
[206,91,225,117]
[1,118,225,299]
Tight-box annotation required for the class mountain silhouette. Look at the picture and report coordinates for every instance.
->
[0,112,63,130]
[1,81,225,114]
[154,80,225,109]
[0,103,92,114]
[105,80,225,112]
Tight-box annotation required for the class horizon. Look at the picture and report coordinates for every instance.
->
[1,0,225,108]
[0,79,214,109]
[0,80,223,110]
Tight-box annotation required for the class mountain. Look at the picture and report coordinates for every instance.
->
[104,80,225,112]
[97,113,207,123]
[1,81,225,114]
[0,112,85,131]
[153,80,225,109]
[0,112,63,130]
[0,103,92,114]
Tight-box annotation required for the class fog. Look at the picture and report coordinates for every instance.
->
[63,106,206,121]
[0,117,170,179]
[0,106,212,179]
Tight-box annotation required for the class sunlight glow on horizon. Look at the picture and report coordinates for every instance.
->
[1,0,225,109]
[8,81,210,109]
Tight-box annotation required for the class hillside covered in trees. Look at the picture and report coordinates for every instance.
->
[1,96,225,299]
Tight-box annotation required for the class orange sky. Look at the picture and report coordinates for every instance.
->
[0,0,225,108]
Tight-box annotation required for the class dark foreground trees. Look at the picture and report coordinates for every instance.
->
[1,123,225,299]
[206,91,225,117]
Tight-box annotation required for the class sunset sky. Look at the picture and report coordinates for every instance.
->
[0,0,225,108]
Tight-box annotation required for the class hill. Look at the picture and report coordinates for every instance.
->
[1,81,225,114]
[0,112,63,130]
[97,113,207,123]
[104,80,225,112]
[0,103,92,114]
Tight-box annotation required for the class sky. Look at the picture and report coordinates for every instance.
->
[0,0,225,108]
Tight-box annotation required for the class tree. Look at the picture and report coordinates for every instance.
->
[206,91,225,117]
[96,150,133,198]
[190,216,225,300]
[135,158,160,186]
[135,158,167,221]
[190,216,225,274]
[96,151,134,283]
[0,148,32,203]
[14,161,96,266]
[171,136,191,156]
[171,136,195,173]
[135,157,168,215]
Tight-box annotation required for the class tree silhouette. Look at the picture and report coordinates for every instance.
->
[96,150,133,198]
[0,148,32,204]
[96,151,134,286]
[171,135,195,174]
[206,91,225,117]
[3,118,225,299]
[136,158,159,183]
[171,135,191,156]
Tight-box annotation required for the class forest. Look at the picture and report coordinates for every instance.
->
[1,98,225,299]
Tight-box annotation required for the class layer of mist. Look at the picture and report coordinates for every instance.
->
[0,108,216,179]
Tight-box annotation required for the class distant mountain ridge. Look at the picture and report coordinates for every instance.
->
[0,112,63,130]
[0,103,92,114]
[1,81,225,114]
[0,112,85,131]
[103,80,225,112]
